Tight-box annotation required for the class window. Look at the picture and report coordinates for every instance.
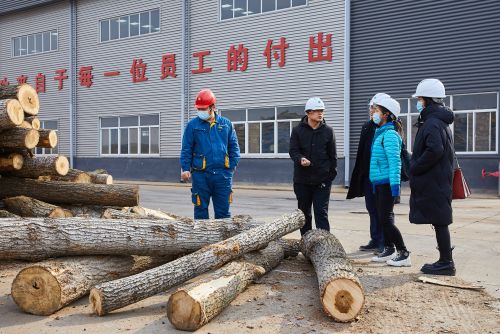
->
[36,120,58,155]
[220,105,303,156]
[397,92,498,154]
[100,9,160,42]
[12,30,58,57]
[100,114,160,155]
[220,0,307,20]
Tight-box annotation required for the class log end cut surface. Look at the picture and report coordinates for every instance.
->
[322,278,364,323]
[25,129,40,149]
[18,84,40,115]
[167,290,202,331]
[7,99,24,125]
[55,156,69,176]
[89,288,105,316]
[11,266,61,315]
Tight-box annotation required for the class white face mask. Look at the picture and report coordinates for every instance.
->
[372,113,382,125]
[197,111,210,120]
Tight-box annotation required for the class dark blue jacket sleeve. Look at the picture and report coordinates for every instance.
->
[180,123,193,172]
[228,122,240,170]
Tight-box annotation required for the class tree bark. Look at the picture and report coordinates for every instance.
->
[89,173,113,184]
[0,177,139,206]
[61,205,111,218]
[9,155,69,178]
[24,116,40,130]
[0,215,257,260]
[0,99,24,130]
[88,210,304,316]
[278,238,302,258]
[101,208,141,219]
[301,229,365,323]
[0,209,19,218]
[167,241,285,331]
[11,255,175,315]
[3,196,72,218]
[0,153,23,172]
[0,128,39,149]
[37,129,58,149]
[130,206,179,220]
[47,169,92,183]
[0,84,39,115]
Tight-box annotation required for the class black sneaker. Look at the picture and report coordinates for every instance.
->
[421,261,456,276]
[371,247,395,262]
[359,240,378,251]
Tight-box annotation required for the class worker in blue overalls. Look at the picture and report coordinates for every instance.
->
[180,89,241,219]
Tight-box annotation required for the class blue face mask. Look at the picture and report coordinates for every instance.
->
[416,101,424,113]
[197,111,210,120]
[372,113,382,125]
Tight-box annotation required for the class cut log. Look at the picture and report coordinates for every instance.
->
[167,241,285,331]
[10,155,69,178]
[0,215,256,260]
[11,255,175,315]
[18,121,33,129]
[61,205,109,218]
[89,210,304,315]
[278,238,302,258]
[302,229,365,323]
[47,169,92,183]
[101,208,140,219]
[89,173,113,184]
[0,99,24,130]
[0,128,39,149]
[130,206,178,220]
[0,153,24,172]
[0,177,139,206]
[24,116,40,130]
[3,196,72,218]
[0,209,19,218]
[0,84,39,115]
[36,129,58,149]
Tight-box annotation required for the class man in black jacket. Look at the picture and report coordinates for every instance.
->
[347,93,390,253]
[289,97,337,236]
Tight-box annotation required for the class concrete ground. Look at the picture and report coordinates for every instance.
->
[0,183,499,333]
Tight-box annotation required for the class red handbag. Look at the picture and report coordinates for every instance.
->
[452,161,471,200]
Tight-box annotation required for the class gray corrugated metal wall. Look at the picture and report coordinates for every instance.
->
[188,0,346,156]
[0,0,61,15]
[0,1,71,156]
[75,0,183,158]
[350,0,500,156]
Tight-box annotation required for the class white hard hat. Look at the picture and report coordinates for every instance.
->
[305,97,325,112]
[412,78,446,98]
[369,93,390,106]
[375,97,400,117]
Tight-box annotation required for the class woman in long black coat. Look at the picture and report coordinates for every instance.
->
[410,78,455,276]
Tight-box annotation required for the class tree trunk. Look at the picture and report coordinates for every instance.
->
[0,84,39,115]
[278,238,302,258]
[9,155,69,178]
[0,177,139,206]
[301,229,365,323]
[130,206,178,220]
[24,116,40,130]
[37,129,58,149]
[0,153,23,172]
[167,241,285,331]
[0,99,24,130]
[0,209,19,218]
[89,173,113,184]
[88,210,304,316]
[0,128,39,149]
[0,215,257,260]
[48,169,92,183]
[3,196,72,218]
[11,255,175,315]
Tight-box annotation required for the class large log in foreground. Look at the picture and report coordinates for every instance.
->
[4,196,72,218]
[0,84,39,115]
[302,230,365,322]
[11,255,175,315]
[10,155,69,178]
[89,210,304,316]
[0,215,256,260]
[0,128,39,149]
[0,99,24,130]
[167,241,285,331]
[0,177,139,206]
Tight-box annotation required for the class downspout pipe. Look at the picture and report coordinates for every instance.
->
[343,0,350,187]
[69,0,76,168]
[180,0,186,133]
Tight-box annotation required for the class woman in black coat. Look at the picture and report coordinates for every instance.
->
[410,79,455,276]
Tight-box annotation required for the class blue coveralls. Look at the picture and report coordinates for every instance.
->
[180,114,240,219]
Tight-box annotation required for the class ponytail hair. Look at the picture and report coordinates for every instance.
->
[378,105,404,137]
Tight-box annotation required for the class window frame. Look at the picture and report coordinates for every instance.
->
[11,29,59,58]
[219,0,308,22]
[99,113,161,157]
[99,8,161,44]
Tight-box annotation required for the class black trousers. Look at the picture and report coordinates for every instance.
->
[293,181,332,236]
[433,224,452,261]
[374,184,407,252]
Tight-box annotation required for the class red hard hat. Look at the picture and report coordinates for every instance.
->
[195,89,217,109]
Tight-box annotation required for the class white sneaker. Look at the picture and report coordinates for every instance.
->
[387,251,412,267]
[371,247,396,262]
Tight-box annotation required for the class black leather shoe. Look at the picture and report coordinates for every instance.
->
[420,261,456,276]
[359,241,378,251]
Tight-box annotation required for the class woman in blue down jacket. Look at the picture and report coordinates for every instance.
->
[369,97,411,267]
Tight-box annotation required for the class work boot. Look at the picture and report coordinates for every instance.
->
[387,250,411,267]
[421,247,456,276]
[371,247,395,262]
[359,240,378,251]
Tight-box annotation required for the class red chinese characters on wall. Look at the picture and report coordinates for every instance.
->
[308,32,332,62]
[160,54,177,79]
[130,59,148,83]
[35,73,46,93]
[79,66,94,88]
[227,44,249,72]
[17,75,28,85]
[54,69,68,90]
[263,37,289,68]
[0,78,10,86]
[192,51,212,74]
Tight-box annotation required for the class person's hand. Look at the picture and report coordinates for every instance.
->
[181,171,191,181]
[301,157,311,167]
